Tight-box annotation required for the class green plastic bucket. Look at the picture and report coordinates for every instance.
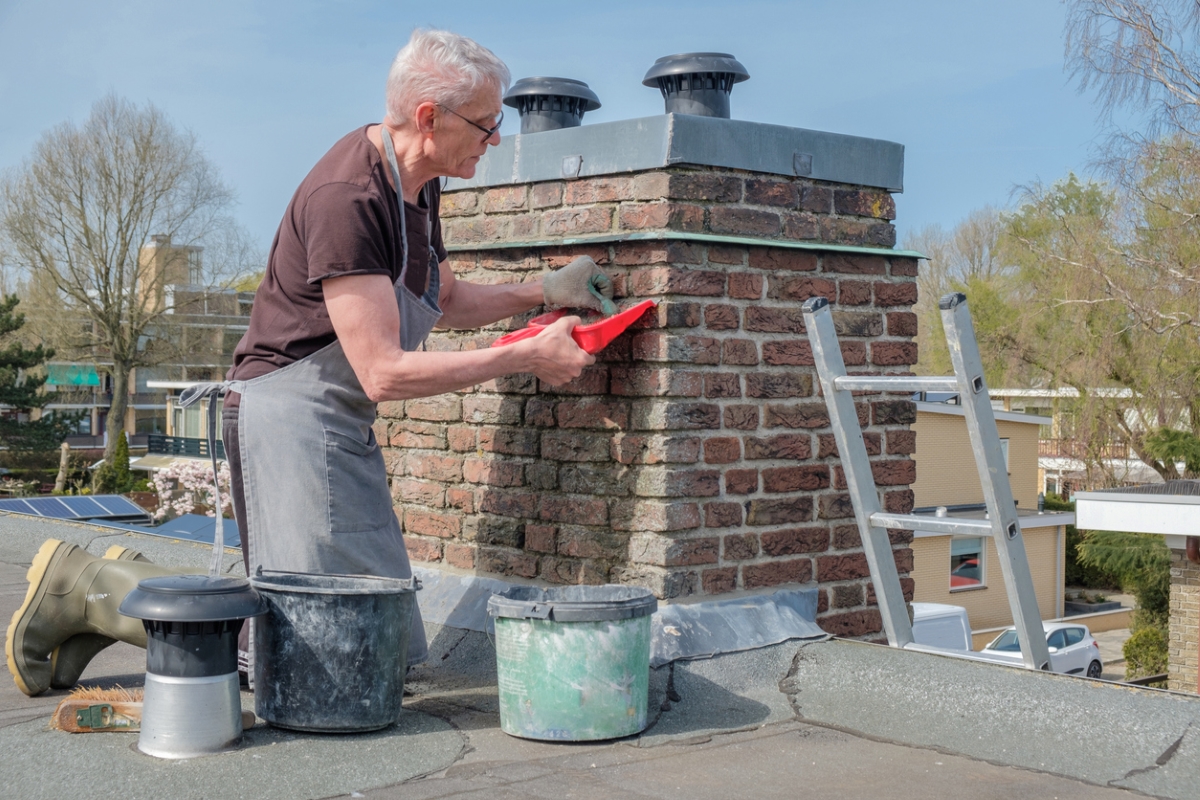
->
[487,585,657,741]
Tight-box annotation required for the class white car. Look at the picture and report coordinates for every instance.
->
[980,622,1103,678]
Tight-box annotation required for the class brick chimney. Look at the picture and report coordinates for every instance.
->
[376,108,918,640]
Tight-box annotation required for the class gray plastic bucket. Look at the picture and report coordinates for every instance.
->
[487,585,657,741]
[250,571,418,732]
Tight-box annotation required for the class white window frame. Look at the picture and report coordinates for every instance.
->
[949,535,986,592]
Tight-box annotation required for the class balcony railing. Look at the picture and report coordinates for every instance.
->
[147,433,225,460]
[1038,439,1132,460]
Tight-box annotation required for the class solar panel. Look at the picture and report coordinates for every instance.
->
[24,497,72,517]
[0,494,151,523]
[58,496,108,517]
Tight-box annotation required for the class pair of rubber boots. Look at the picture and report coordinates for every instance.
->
[5,539,190,696]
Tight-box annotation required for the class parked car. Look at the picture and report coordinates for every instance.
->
[979,622,1103,678]
[911,603,972,651]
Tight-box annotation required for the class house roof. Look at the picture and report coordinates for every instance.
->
[1076,481,1200,544]
[915,401,1051,426]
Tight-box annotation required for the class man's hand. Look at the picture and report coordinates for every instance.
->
[519,316,595,385]
[542,256,616,315]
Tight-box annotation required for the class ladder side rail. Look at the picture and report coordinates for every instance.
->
[940,293,1051,670]
[803,298,914,648]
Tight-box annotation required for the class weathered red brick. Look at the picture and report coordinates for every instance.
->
[874,281,918,307]
[554,398,629,429]
[634,468,721,498]
[725,468,759,495]
[404,510,461,539]
[781,212,819,240]
[819,432,881,459]
[745,179,799,207]
[610,433,701,465]
[832,311,884,337]
[541,430,611,462]
[665,537,719,566]
[405,395,463,422]
[867,575,916,605]
[747,496,813,526]
[394,478,445,507]
[610,500,701,532]
[444,543,475,569]
[478,489,539,519]
[744,434,811,460]
[748,248,818,272]
[871,400,917,425]
[818,552,871,581]
[722,532,759,560]
[833,189,896,220]
[723,405,760,430]
[667,173,742,202]
[407,454,463,482]
[632,332,721,364]
[838,280,872,306]
[538,366,610,396]
[818,493,855,520]
[557,529,626,559]
[884,489,914,514]
[704,437,741,464]
[762,465,830,493]
[478,547,538,579]
[704,304,740,331]
[705,501,743,528]
[539,556,581,585]
[887,430,917,455]
[447,425,477,452]
[702,567,738,594]
[390,420,447,450]
[761,340,813,367]
[767,276,836,303]
[832,583,864,608]
[618,202,705,231]
[871,341,918,366]
[564,177,632,204]
[745,307,806,334]
[463,457,525,487]
[530,182,563,209]
[406,537,443,563]
[745,373,812,399]
[543,206,613,236]
[610,367,703,398]
[818,608,883,638]
[798,185,832,213]
[890,258,918,277]
[873,459,916,486]
[447,487,474,513]
[478,426,540,456]
[707,245,747,265]
[630,267,726,297]
[743,558,812,589]
[704,374,741,399]
[764,402,828,429]
[439,191,479,217]
[728,272,764,299]
[823,254,887,275]
[631,401,722,431]
[462,395,524,425]
[722,339,759,366]
[760,526,829,557]
[483,185,528,212]
[611,240,704,266]
[887,311,918,337]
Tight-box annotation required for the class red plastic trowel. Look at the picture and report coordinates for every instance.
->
[491,299,657,355]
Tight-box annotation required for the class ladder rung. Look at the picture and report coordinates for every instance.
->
[870,512,999,536]
[832,376,959,393]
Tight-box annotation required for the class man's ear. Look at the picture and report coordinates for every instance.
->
[414,102,438,135]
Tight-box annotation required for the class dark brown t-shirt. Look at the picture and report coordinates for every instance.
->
[229,125,447,386]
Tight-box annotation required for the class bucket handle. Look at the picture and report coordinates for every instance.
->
[253,566,421,590]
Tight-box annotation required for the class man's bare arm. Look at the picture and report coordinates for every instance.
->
[434,259,544,329]
[324,273,592,402]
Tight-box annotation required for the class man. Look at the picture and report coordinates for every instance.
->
[6,28,611,695]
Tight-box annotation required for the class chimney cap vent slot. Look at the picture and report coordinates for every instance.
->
[504,77,601,134]
[642,52,749,119]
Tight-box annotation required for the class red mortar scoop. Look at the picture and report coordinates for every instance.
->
[491,300,657,355]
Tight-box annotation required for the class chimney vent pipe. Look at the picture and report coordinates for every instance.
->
[503,77,601,134]
[642,52,749,119]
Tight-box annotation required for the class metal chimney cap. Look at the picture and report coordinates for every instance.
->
[119,574,265,622]
[503,77,601,111]
[641,52,749,86]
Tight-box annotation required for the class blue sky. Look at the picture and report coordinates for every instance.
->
[0,1,1120,252]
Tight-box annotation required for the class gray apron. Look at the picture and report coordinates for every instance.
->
[183,127,442,668]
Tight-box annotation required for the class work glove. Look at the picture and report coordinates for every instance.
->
[542,256,617,316]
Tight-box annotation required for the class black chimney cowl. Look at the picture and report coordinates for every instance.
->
[642,52,749,119]
[503,77,602,134]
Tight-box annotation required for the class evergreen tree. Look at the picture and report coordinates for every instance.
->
[0,294,73,454]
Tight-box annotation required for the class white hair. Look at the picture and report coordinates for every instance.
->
[384,29,510,126]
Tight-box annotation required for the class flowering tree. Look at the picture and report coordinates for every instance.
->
[152,460,232,521]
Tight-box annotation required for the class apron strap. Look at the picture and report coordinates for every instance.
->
[179,381,236,578]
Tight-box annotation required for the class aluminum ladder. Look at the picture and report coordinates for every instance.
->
[802,292,1050,670]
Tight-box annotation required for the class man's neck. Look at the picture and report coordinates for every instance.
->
[368,123,432,204]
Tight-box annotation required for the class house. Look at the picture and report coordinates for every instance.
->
[1075,482,1199,693]
[908,396,1076,646]
[35,235,253,449]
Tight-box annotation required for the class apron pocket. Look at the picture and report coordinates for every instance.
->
[324,427,395,532]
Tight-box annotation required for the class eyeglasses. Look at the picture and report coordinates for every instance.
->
[437,104,503,141]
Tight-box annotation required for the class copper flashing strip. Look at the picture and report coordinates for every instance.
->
[445,230,925,260]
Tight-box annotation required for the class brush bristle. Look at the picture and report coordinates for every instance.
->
[66,685,143,702]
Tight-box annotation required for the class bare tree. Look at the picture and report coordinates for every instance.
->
[0,95,250,459]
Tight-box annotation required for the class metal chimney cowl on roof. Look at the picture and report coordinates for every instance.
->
[503,77,602,134]
[642,52,749,119]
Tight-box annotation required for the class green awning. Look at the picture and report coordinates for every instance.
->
[46,364,101,387]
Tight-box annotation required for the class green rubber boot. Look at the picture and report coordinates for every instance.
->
[6,540,187,696]
[48,545,176,690]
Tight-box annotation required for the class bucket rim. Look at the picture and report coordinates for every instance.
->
[487,584,657,622]
[250,569,419,596]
